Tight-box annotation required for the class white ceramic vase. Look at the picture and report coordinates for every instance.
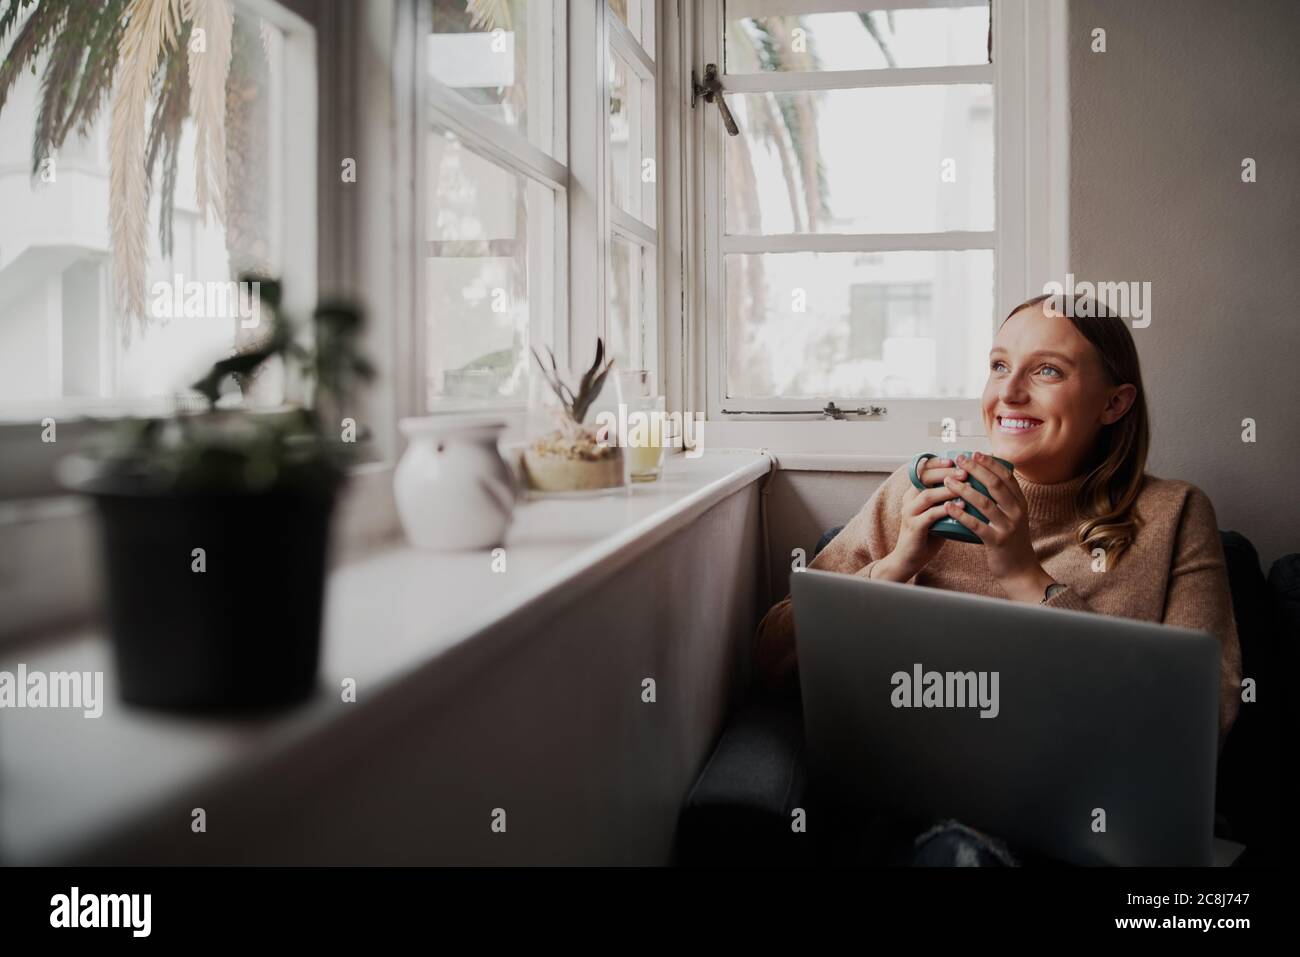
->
[394,415,517,550]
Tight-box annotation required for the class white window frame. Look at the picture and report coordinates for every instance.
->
[569,1,664,391]
[684,0,1069,453]
[605,3,660,381]
[417,0,570,415]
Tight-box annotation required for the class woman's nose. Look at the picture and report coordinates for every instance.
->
[998,373,1030,402]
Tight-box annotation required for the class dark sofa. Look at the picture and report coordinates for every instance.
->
[676,527,1292,867]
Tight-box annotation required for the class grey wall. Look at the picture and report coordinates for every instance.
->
[765,469,887,605]
[68,487,765,865]
[1069,0,1300,567]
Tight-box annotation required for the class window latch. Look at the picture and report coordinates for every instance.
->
[721,403,888,419]
[691,63,739,136]
[819,402,887,420]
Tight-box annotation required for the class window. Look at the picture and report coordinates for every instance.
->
[423,0,566,410]
[604,1,659,379]
[0,0,315,416]
[423,1,660,410]
[696,0,1066,439]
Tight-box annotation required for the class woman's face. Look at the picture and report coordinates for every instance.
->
[980,304,1136,484]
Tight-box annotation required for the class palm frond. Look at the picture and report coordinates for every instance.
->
[465,0,511,32]
[187,0,232,225]
[145,27,191,256]
[31,0,99,176]
[0,0,64,115]
[857,12,896,68]
[59,0,130,142]
[0,0,39,53]
[109,0,184,330]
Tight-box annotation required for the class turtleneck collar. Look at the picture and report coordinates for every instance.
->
[1017,472,1090,525]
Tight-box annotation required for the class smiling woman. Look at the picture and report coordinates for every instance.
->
[984,292,1149,567]
[985,294,1143,484]
[756,292,1242,754]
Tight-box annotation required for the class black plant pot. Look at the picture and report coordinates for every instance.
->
[85,483,337,712]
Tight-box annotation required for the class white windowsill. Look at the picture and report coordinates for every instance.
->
[0,448,771,864]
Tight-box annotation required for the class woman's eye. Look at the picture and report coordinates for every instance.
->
[1039,365,1062,378]
[990,360,1008,372]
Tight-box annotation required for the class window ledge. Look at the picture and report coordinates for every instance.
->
[0,448,771,864]
[768,452,911,472]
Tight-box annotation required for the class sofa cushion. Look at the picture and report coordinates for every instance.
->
[1215,532,1282,863]
[814,525,845,560]
[1267,551,1300,633]
[676,696,811,865]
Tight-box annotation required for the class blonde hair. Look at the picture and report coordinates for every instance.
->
[1002,293,1150,569]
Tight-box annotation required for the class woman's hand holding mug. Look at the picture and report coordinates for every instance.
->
[941,451,1055,602]
[871,456,965,583]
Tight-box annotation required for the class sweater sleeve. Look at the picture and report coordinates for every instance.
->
[1039,487,1242,749]
[753,466,908,691]
[1159,488,1242,749]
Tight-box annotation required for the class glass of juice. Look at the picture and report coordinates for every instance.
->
[618,370,666,483]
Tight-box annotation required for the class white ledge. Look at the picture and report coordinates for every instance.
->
[0,449,772,864]
[766,451,911,472]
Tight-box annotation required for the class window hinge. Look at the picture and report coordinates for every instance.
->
[690,63,739,136]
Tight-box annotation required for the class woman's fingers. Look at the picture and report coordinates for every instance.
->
[955,452,1024,508]
[944,498,987,540]
[907,483,962,515]
[918,462,965,488]
[921,502,954,526]
[943,474,996,516]
[917,458,956,483]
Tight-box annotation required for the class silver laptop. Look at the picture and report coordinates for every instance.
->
[790,568,1223,866]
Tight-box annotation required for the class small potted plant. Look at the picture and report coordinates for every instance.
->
[60,278,373,712]
[521,339,628,495]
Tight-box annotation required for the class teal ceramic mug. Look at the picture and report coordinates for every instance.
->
[908,451,1015,544]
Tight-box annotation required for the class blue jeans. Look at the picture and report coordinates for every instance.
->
[819,802,1054,866]
[907,819,1020,866]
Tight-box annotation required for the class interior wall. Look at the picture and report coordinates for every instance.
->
[765,469,889,605]
[1068,0,1300,566]
[70,486,765,865]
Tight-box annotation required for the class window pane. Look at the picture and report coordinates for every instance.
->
[608,235,656,374]
[725,3,989,73]
[726,84,992,235]
[607,50,656,227]
[610,0,655,56]
[725,250,993,399]
[0,9,289,407]
[429,0,556,154]
[426,127,554,405]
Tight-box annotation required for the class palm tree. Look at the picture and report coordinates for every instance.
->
[0,0,186,256]
[0,0,237,333]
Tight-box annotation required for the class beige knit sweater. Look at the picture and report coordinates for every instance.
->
[755,464,1243,745]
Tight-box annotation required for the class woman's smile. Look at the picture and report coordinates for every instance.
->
[995,415,1044,435]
